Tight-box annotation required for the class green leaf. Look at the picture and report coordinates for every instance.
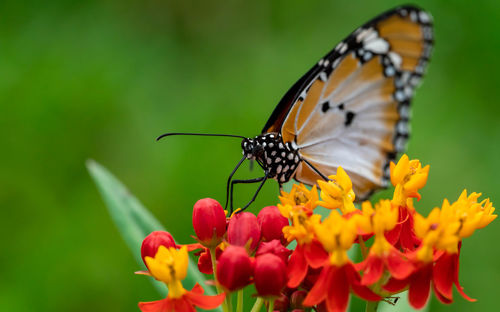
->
[86,159,214,296]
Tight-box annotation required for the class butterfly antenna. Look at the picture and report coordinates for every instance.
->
[156,132,247,141]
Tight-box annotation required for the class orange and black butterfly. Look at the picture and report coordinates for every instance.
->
[158,5,433,212]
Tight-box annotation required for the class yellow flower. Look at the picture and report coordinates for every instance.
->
[413,190,496,262]
[313,210,358,266]
[279,183,318,212]
[144,245,189,298]
[317,167,357,214]
[357,200,398,235]
[281,205,321,245]
[390,154,430,206]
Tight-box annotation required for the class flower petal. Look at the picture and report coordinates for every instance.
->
[345,264,381,301]
[433,252,454,300]
[184,290,226,310]
[382,277,409,292]
[408,264,432,309]
[432,282,452,304]
[451,252,476,302]
[326,266,350,312]
[303,265,333,307]
[304,239,329,268]
[138,298,171,312]
[287,245,308,288]
[172,298,196,312]
[386,249,414,280]
[360,255,384,285]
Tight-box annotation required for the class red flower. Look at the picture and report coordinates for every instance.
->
[383,250,475,309]
[216,245,253,292]
[138,283,225,312]
[355,247,413,285]
[255,239,291,264]
[385,205,421,251]
[254,253,287,297]
[433,250,475,304]
[227,212,261,252]
[287,240,328,288]
[141,231,176,266]
[192,198,227,247]
[258,206,289,243]
[303,262,381,312]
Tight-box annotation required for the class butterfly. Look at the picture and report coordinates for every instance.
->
[158,5,433,212]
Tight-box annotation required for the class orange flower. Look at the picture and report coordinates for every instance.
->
[137,246,225,312]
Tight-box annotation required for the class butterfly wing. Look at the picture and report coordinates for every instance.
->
[263,5,433,199]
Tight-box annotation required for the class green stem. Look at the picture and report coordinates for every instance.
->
[267,299,275,312]
[250,297,264,312]
[209,247,230,312]
[358,235,368,259]
[228,294,233,312]
[236,290,244,312]
[365,300,379,312]
[209,247,222,293]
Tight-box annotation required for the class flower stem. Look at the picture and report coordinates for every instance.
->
[209,247,222,293]
[267,299,275,312]
[250,297,264,312]
[209,247,230,312]
[358,235,368,259]
[236,289,244,312]
[365,300,379,312]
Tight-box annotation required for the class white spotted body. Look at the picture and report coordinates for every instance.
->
[241,133,301,183]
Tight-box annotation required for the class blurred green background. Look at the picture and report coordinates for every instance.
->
[1,0,499,311]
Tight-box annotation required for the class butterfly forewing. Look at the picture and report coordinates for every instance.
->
[263,5,433,199]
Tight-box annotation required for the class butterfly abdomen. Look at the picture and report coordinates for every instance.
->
[242,133,300,183]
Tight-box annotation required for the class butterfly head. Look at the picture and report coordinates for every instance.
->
[241,138,263,160]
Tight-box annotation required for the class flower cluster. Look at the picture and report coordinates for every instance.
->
[135,155,496,312]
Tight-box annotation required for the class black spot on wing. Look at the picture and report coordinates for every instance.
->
[321,101,330,113]
[345,111,356,126]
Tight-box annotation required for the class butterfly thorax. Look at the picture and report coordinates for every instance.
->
[241,133,300,183]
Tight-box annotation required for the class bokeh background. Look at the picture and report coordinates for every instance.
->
[2,0,499,311]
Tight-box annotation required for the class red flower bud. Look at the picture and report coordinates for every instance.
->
[254,253,287,297]
[192,198,227,247]
[290,290,307,309]
[197,247,222,275]
[141,231,176,267]
[256,240,292,264]
[273,292,290,312]
[258,206,289,243]
[228,212,261,252]
[216,246,253,292]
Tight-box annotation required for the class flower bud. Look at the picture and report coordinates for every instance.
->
[256,240,291,264]
[197,247,222,275]
[273,292,290,312]
[258,206,289,243]
[290,290,307,309]
[141,231,176,266]
[192,198,227,247]
[228,212,261,252]
[216,246,253,292]
[254,253,287,297]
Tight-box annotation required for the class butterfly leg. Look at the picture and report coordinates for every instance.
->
[229,172,269,213]
[225,156,247,211]
[302,158,329,181]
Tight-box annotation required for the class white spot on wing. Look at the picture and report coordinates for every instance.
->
[363,38,389,54]
[419,11,431,23]
[388,52,402,69]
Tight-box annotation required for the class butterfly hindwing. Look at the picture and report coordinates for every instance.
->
[263,5,433,199]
